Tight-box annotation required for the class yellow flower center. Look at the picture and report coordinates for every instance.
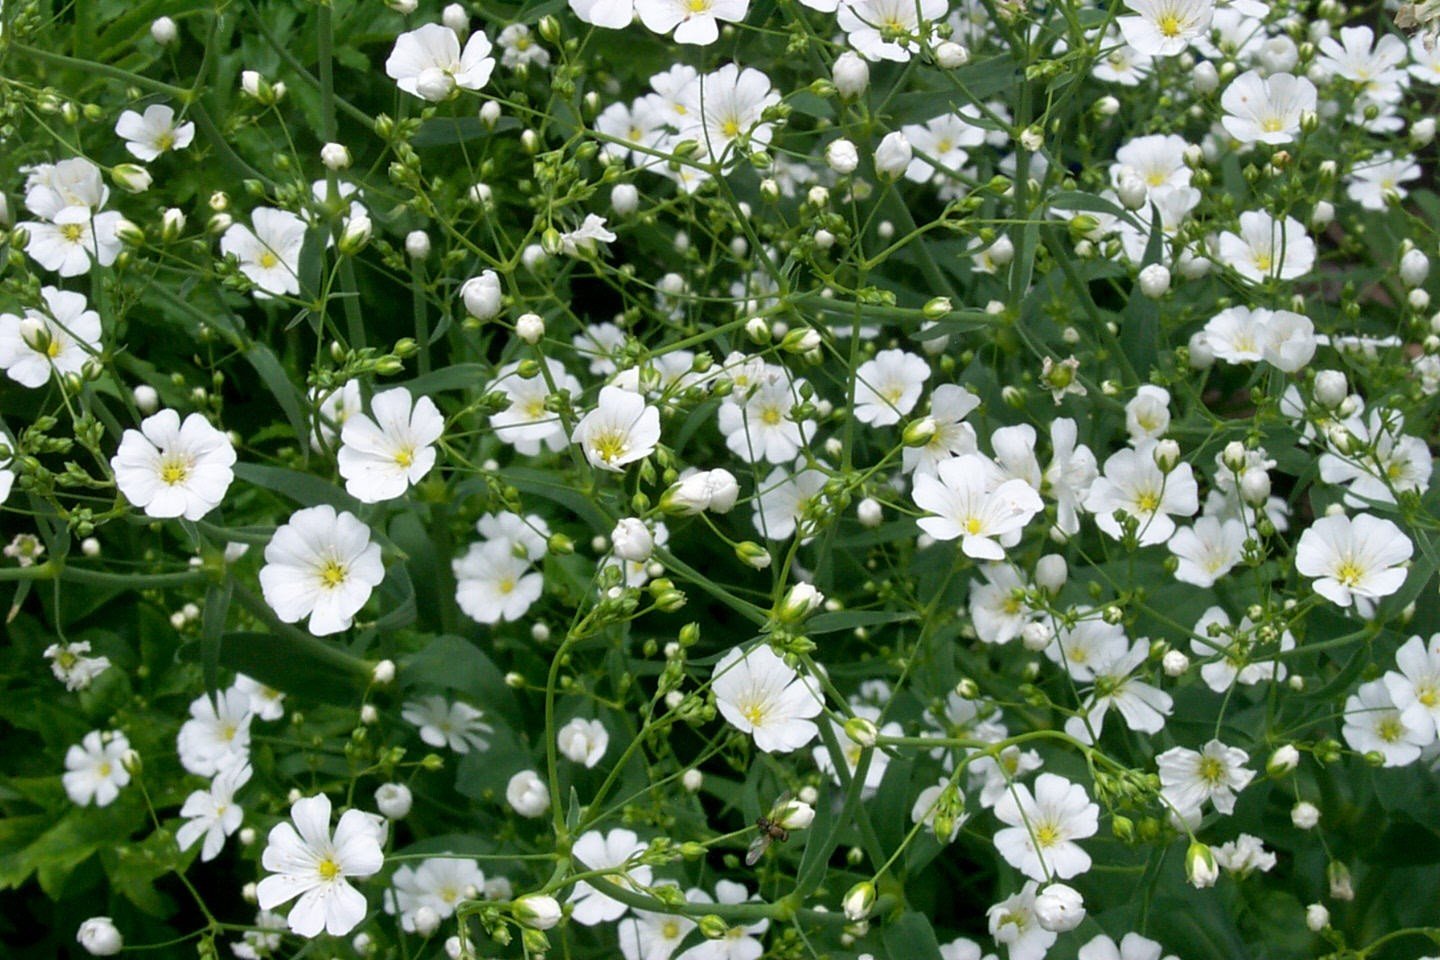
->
[160,457,191,486]
[1253,252,1273,273]
[591,430,629,464]
[258,251,279,269]
[760,406,783,426]
[1034,821,1060,848]
[61,223,85,243]
[1158,13,1182,36]
[46,337,62,358]
[498,577,516,595]
[317,857,342,881]
[662,921,681,939]
[721,118,741,139]
[1135,491,1160,514]
[1147,171,1167,187]
[97,762,112,777]
[1420,685,1438,708]
[1334,560,1363,587]
[965,517,984,535]
[1199,755,1225,784]
[157,131,176,151]
[1377,717,1403,743]
[687,0,711,11]
[394,447,414,468]
[319,560,348,588]
[1262,117,1284,133]
[742,701,767,726]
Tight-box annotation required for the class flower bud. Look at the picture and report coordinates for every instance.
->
[1153,439,1181,472]
[874,131,913,181]
[1162,649,1189,676]
[857,497,883,528]
[902,416,937,447]
[112,163,152,194]
[375,782,413,819]
[698,915,730,939]
[506,770,551,818]
[1193,60,1219,93]
[610,518,654,563]
[413,906,441,937]
[1267,744,1300,776]
[462,271,503,320]
[1117,172,1147,210]
[1327,860,1354,900]
[321,142,352,170]
[514,313,545,344]
[405,230,431,259]
[778,799,816,831]
[372,659,397,684]
[151,16,178,45]
[1305,903,1330,931]
[1313,369,1346,407]
[779,583,825,622]
[610,183,639,216]
[1291,801,1320,829]
[1033,554,1067,594]
[735,541,772,570]
[338,213,372,256]
[1034,884,1085,932]
[1400,248,1430,287]
[935,40,970,67]
[1412,116,1437,147]
[514,895,562,930]
[443,3,469,37]
[1138,263,1170,298]
[843,716,879,748]
[682,769,703,791]
[77,918,123,956]
[825,138,860,175]
[1186,841,1219,888]
[843,881,876,921]
[832,51,870,97]
[479,100,502,127]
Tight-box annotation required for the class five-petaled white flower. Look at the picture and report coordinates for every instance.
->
[912,453,1045,560]
[386,23,496,101]
[571,385,661,472]
[711,644,823,753]
[220,208,307,299]
[257,793,385,938]
[1220,71,1317,146]
[569,828,654,926]
[1217,210,1315,284]
[259,505,385,636]
[402,695,494,753]
[338,387,444,503]
[993,774,1100,880]
[1117,0,1213,57]
[177,688,253,777]
[63,730,132,808]
[853,349,931,426]
[115,104,195,161]
[1157,739,1254,818]
[1295,513,1412,613]
[111,409,237,521]
[177,763,252,862]
[635,0,748,45]
[0,286,103,388]
[1085,445,1198,546]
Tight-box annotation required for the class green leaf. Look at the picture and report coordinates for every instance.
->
[807,610,917,635]
[400,635,521,726]
[506,468,612,533]
[181,630,371,704]
[881,912,944,960]
[234,462,360,511]
[201,579,232,699]
[243,343,311,456]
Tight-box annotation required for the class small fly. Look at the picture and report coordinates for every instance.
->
[746,791,793,866]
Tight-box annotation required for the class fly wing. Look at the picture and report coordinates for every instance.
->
[745,831,770,866]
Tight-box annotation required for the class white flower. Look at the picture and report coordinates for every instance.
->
[1117,0,1213,56]
[488,358,583,455]
[1157,739,1254,817]
[257,793,385,937]
[1217,210,1314,283]
[635,0,748,45]
[453,539,543,624]
[0,286,102,388]
[177,762,251,862]
[993,773,1100,880]
[111,409,236,521]
[375,782,413,819]
[233,674,286,722]
[77,917,124,957]
[386,23,495,101]
[461,270,503,319]
[610,518,654,563]
[259,505,385,636]
[904,384,980,475]
[712,644,823,753]
[220,208,307,299]
[1214,834,1277,875]
[19,205,123,277]
[497,23,550,69]
[813,705,901,796]
[1168,515,1246,587]
[661,468,741,514]
[838,0,947,62]
[506,770,551,818]
[558,717,610,768]
[387,857,484,932]
[912,453,1044,560]
[1033,883,1086,932]
[718,368,814,464]
[1078,933,1178,960]
[63,731,131,807]
[310,380,363,451]
[402,695,493,753]
[1346,152,1422,211]
[569,828,653,925]
[1342,679,1434,766]
[337,387,444,503]
[115,104,194,161]
[901,114,985,183]
[1085,445,1198,546]
[677,880,769,958]
[1112,134,1192,194]
[572,385,661,472]
[1295,513,1412,612]
[570,0,635,28]
[1063,640,1173,744]
[1316,26,1408,100]
[853,349,930,426]
[987,882,1057,960]
[875,131,914,179]
[177,688,253,777]
[1125,384,1171,443]
[1385,634,1440,737]
[44,641,112,691]
[1045,418,1098,537]
[1190,606,1293,692]
[680,64,780,167]
[24,157,108,217]
[559,213,617,256]
[476,510,551,562]
[1220,71,1316,145]
[619,899,697,960]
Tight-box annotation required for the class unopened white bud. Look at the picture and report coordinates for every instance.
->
[321,142,352,170]
[857,497,883,528]
[832,51,870,97]
[1138,263,1170,298]
[1400,248,1430,287]
[610,183,639,216]
[1314,369,1347,407]
[1117,172,1147,210]
[825,138,860,175]
[375,782,413,819]
[1162,650,1190,676]
[1193,60,1219,93]
[1035,554,1067,593]
[1305,903,1330,931]
[516,313,545,344]
[405,230,431,259]
[1291,801,1320,829]
[150,16,178,45]
[935,41,970,68]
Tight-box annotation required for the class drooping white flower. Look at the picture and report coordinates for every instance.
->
[63,730,131,807]
[386,23,495,101]
[559,214,617,257]
[337,387,444,503]
[557,718,610,768]
[257,793,385,937]
[1214,834,1277,876]
[259,505,385,636]
[1085,445,1198,546]
[1044,417,1098,537]
[993,774,1100,880]
[111,409,236,521]
[1216,210,1314,283]
[115,104,195,161]
[177,688,253,777]
[220,208,307,299]
[571,385,661,472]
[177,762,251,862]
[0,286,102,388]
[712,644,823,753]
[1117,0,1213,57]
[912,453,1045,560]
[1124,385,1171,444]
[569,828,653,926]
[1295,513,1412,613]
[1157,739,1254,817]
[1220,71,1316,145]
[853,349,931,426]
[402,695,493,753]
[635,0,748,45]
[453,539,543,624]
